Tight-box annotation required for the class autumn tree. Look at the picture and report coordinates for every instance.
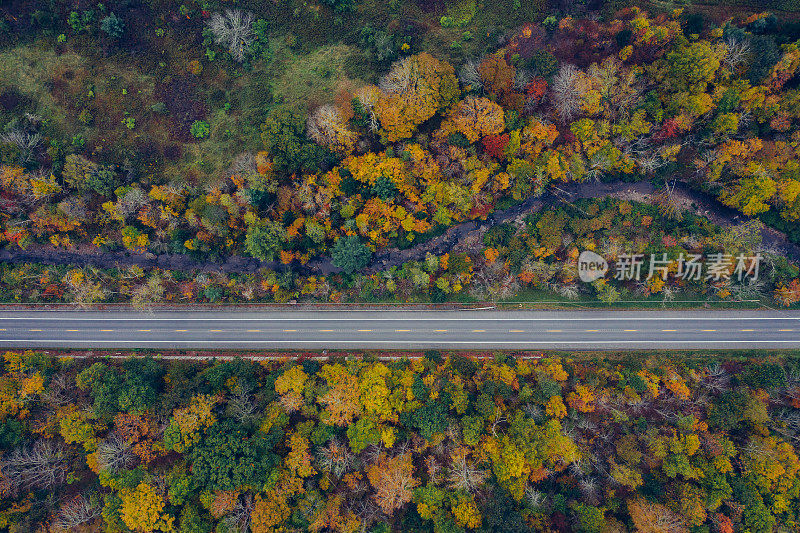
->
[207,9,255,63]
[1,440,66,495]
[51,494,101,532]
[275,365,308,413]
[131,274,166,311]
[163,394,217,453]
[250,492,290,532]
[307,104,357,154]
[477,52,516,102]
[552,64,588,122]
[774,279,800,306]
[440,96,505,144]
[375,53,460,142]
[627,497,688,533]
[366,453,420,513]
[318,363,361,425]
[119,482,175,532]
[663,41,722,94]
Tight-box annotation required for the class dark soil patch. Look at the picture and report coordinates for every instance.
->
[158,76,207,142]
[0,89,30,112]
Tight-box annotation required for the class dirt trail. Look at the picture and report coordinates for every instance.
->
[1,181,798,274]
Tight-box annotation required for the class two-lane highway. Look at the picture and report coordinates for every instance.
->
[0,310,799,349]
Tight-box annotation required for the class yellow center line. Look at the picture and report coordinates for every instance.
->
[509,329,524,333]
[65,329,79,332]
[209,329,223,332]
[780,329,794,332]
[100,329,113,332]
[282,329,296,332]
[358,329,373,332]
[547,329,562,332]
[29,329,42,332]
[319,329,334,332]
[0,329,6,331]
[472,329,486,332]
[624,329,638,332]
[248,329,262,332]
[741,329,754,332]
[395,329,411,332]
[662,329,677,332]
[434,329,448,332]
[139,329,151,332]
[585,329,599,332]
[175,329,187,332]
[702,329,716,332]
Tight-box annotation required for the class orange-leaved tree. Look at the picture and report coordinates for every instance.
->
[438,96,505,144]
[374,53,460,142]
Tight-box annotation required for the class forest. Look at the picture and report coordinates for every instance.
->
[0,350,799,532]
[1,196,799,306]
[2,1,800,306]
[5,1,800,532]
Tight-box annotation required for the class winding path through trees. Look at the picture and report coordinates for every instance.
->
[1,181,799,274]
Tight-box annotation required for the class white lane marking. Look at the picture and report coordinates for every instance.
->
[2,316,798,321]
[3,340,800,345]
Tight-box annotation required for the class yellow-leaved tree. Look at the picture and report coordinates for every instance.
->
[250,492,291,532]
[275,365,308,413]
[119,482,174,532]
[162,394,217,453]
[318,363,361,426]
[359,363,394,421]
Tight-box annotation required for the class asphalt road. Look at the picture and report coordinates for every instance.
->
[0,309,799,350]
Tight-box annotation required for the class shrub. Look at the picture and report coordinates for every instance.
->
[331,235,372,274]
[100,13,125,38]
[190,121,211,139]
